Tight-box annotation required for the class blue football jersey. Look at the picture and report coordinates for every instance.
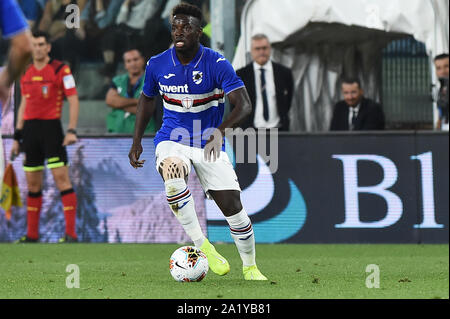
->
[143,44,244,149]
[0,0,28,38]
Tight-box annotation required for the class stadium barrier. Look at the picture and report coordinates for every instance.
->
[0,131,448,243]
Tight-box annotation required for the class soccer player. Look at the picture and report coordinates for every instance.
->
[11,31,80,243]
[129,3,267,280]
[0,0,33,104]
[0,0,33,181]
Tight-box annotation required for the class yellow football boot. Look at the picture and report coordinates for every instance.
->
[243,265,268,280]
[200,238,230,276]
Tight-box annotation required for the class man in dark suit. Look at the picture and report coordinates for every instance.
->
[235,34,293,131]
[330,78,385,131]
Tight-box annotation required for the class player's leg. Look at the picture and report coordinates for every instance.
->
[45,120,77,242]
[158,156,207,249]
[194,149,267,280]
[19,170,44,242]
[156,142,229,276]
[50,165,77,242]
[16,120,44,243]
[209,190,267,280]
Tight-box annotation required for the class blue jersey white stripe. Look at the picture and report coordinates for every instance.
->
[0,0,29,38]
[143,45,244,149]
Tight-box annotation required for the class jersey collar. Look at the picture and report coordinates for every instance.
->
[171,44,205,68]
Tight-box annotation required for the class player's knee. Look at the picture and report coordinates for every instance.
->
[223,201,243,217]
[159,157,188,181]
[27,184,42,193]
[51,170,72,191]
[163,172,193,213]
[221,195,243,217]
[26,178,42,193]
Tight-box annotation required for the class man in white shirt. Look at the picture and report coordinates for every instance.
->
[329,77,385,131]
[434,53,449,131]
[236,34,293,131]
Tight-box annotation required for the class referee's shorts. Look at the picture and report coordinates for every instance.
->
[22,119,69,172]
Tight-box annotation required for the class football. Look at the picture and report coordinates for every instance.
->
[169,246,209,282]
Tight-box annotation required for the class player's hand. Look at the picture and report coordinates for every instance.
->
[63,133,78,146]
[10,140,21,161]
[129,142,145,169]
[204,129,223,162]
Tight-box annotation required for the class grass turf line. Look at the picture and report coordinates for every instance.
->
[0,244,447,299]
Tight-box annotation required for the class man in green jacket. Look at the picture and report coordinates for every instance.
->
[105,48,155,133]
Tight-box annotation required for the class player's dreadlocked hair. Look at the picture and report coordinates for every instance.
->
[171,2,204,25]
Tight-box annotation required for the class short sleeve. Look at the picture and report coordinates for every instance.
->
[110,80,118,91]
[214,55,245,94]
[18,0,38,22]
[60,65,78,97]
[142,59,158,97]
[0,0,29,38]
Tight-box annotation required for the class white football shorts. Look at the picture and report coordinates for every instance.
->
[154,141,241,197]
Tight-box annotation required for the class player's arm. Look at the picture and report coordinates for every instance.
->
[128,93,156,168]
[63,94,80,146]
[204,87,251,162]
[105,87,139,109]
[0,30,32,103]
[11,95,27,160]
[218,87,252,134]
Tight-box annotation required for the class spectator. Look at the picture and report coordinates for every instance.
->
[38,0,87,72]
[38,0,87,42]
[329,77,385,131]
[235,34,293,131]
[105,48,155,134]
[434,53,449,131]
[78,0,123,47]
[99,0,165,78]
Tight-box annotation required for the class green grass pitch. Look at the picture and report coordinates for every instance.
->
[0,243,448,299]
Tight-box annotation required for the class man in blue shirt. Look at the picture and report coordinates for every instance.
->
[0,0,32,104]
[129,3,267,280]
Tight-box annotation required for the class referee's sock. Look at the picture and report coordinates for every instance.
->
[27,191,42,240]
[61,188,77,239]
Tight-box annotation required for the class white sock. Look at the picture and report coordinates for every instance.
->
[225,208,256,267]
[165,178,205,247]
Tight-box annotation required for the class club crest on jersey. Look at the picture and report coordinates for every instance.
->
[182,97,193,109]
[42,85,49,98]
[192,71,203,85]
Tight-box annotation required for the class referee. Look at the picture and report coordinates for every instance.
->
[12,31,79,243]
